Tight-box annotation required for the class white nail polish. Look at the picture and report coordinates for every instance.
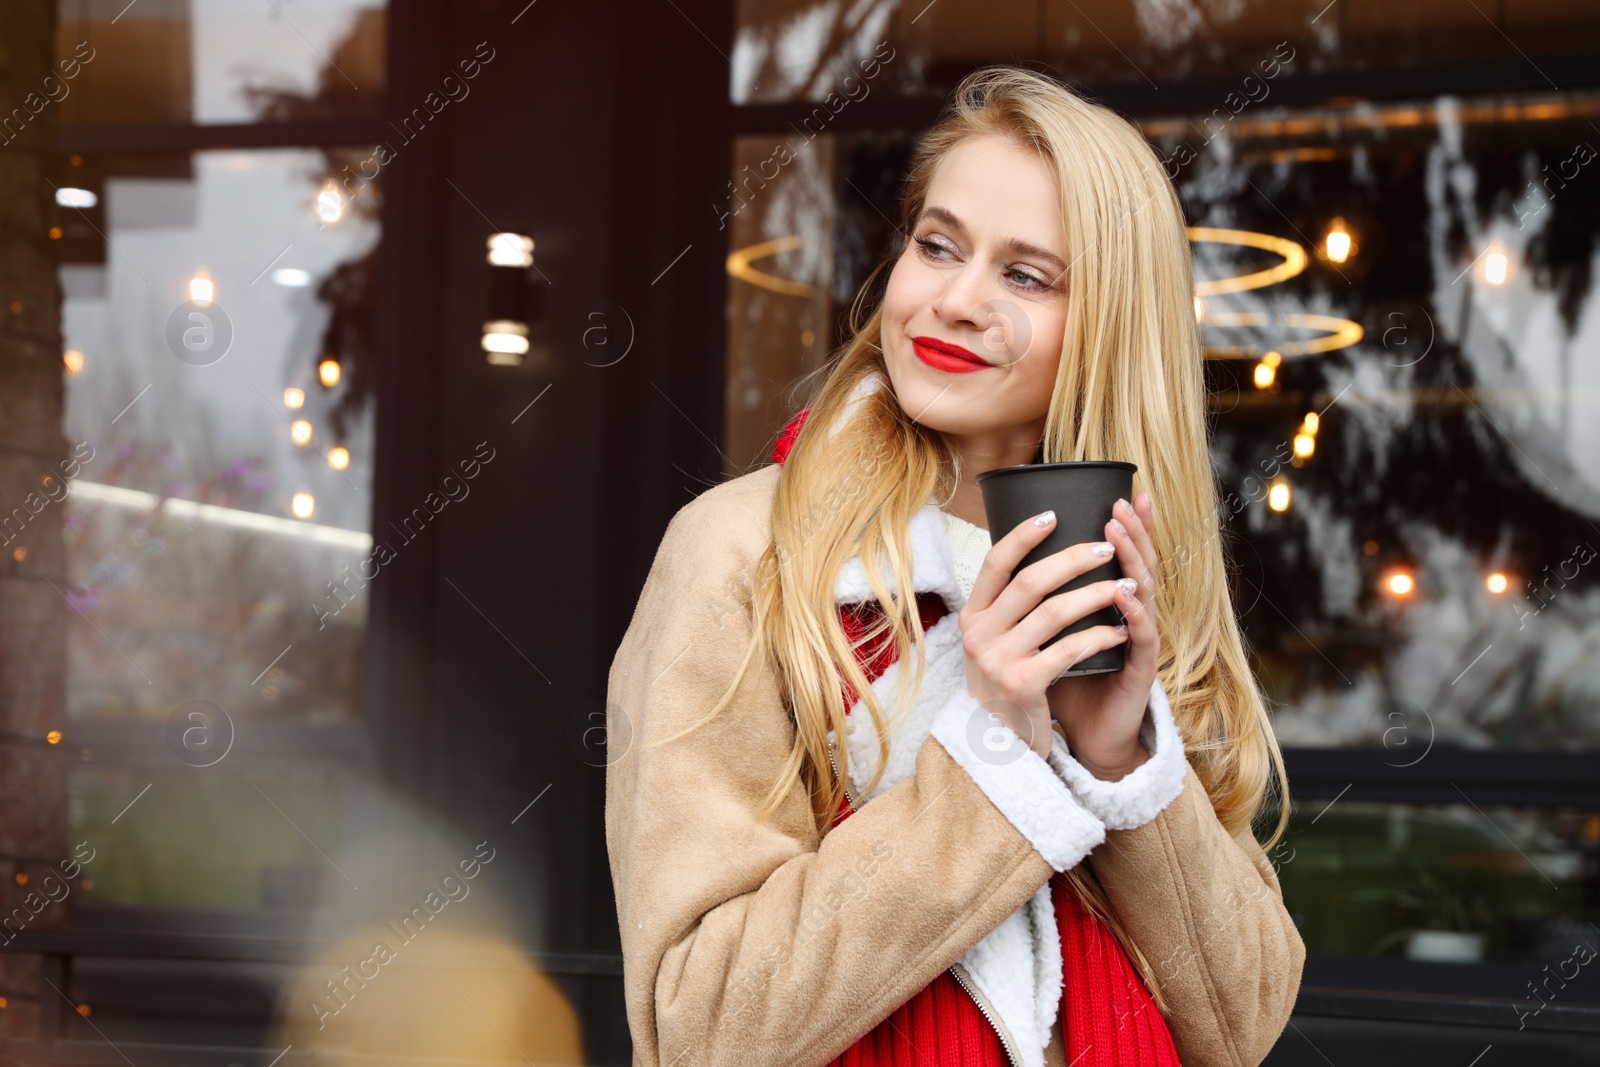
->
[1033,510,1055,527]
[1091,542,1115,557]
[1117,577,1138,597]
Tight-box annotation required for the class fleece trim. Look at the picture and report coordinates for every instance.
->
[1045,678,1188,831]
[834,501,968,612]
[827,516,1106,1067]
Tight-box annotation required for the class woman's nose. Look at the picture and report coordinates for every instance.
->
[929,261,992,329]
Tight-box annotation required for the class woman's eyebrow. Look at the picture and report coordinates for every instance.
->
[917,205,1067,274]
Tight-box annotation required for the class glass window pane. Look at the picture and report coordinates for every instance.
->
[730,1,1600,103]
[726,87,1600,751]
[56,0,387,126]
[54,146,378,913]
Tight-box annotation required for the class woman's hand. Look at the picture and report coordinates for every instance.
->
[1046,494,1161,780]
[958,507,1136,759]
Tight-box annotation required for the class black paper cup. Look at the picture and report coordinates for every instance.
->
[975,460,1138,677]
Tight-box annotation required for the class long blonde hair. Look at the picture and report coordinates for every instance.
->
[646,66,1289,1010]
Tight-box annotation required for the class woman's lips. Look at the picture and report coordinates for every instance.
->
[911,335,992,374]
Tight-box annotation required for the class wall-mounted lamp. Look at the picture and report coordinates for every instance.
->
[482,233,543,367]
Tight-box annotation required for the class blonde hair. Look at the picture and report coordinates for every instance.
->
[645,66,1289,1011]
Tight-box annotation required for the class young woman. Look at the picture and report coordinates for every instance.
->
[606,67,1305,1067]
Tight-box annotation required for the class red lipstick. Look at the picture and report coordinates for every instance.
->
[911,335,992,374]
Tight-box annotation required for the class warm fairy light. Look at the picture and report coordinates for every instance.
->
[318,358,341,388]
[1386,571,1415,597]
[1253,350,1281,390]
[315,181,344,223]
[290,419,312,445]
[63,349,84,375]
[283,387,305,409]
[1484,248,1509,286]
[1293,432,1316,458]
[1323,218,1354,264]
[46,730,61,745]
[189,273,214,305]
[1486,572,1510,594]
[13,873,26,886]
[291,492,315,519]
[328,446,350,470]
[12,547,25,562]
[1302,411,1320,434]
[1267,479,1291,512]
[75,1004,90,1017]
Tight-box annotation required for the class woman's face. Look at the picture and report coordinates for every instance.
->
[881,133,1069,440]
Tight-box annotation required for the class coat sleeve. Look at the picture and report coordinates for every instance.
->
[605,477,1111,1067]
[1084,759,1306,1067]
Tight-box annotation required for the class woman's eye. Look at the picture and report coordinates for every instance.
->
[1005,267,1049,290]
[915,236,956,260]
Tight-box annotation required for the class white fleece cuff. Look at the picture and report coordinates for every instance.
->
[929,688,1106,872]
[1046,678,1187,831]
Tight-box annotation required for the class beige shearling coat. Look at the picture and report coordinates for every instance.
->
[605,462,1305,1067]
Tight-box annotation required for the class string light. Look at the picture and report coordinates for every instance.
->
[290,420,312,445]
[1267,479,1291,512]
[283,387,305,409]
[328,446,350,471]
[318,358,341,388]
[1484,247,1509,286]
[1253,350,1281,390]
[315,181,344,224]
[1385,570,1415,597]
[1486,572,1510,594]
[291,492,315,519]
[1293,432,1316,459]
[1323,217,1355,264]
[189,273,214,306]
[63,349,84,376]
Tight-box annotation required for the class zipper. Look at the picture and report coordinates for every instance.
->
[827,739,1021,1067]
[826,734,857,812]
[949,960,1023,1067]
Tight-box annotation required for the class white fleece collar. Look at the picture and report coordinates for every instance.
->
[824,491,1190,1067]
[831,499,1061,1067]
[832,500,969,613]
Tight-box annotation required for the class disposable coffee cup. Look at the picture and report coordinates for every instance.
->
[975,460,1138,677]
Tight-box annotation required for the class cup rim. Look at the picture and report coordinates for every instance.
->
[975,460,1138,484]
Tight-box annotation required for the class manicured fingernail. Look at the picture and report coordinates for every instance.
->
[1110,518,1127,537]
[1033,510,1055,527]
[1117,498,1132,515]
[1117,577,1138,597]
[1115,623,1129,636]
[1091,541,1115,557]
[1137,492,1151,510]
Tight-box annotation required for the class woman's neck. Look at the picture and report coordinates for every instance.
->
[940,423,1046,532]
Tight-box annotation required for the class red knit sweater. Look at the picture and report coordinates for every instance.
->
[774,408,1181,1067]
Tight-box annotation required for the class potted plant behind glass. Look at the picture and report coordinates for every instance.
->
[1354,862,1497,962]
